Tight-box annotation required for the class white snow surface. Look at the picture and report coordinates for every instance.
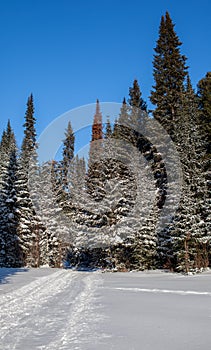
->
[0,268,211,350]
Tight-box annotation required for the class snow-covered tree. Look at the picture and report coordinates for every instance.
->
[169,76,210,272]
[0,121,24,267]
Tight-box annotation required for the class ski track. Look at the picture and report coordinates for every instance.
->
[112,287,211,296]
[0,270,104,350]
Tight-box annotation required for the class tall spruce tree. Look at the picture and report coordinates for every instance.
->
[150,11,188,136]
[62,121,75,189]
[18,95,41,266]
[21,94,36,168]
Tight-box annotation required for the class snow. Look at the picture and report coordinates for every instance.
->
[0,268,211,350]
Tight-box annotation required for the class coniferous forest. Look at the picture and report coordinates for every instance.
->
[0,12,210,273]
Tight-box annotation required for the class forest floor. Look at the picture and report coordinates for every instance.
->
[0,267,211,350]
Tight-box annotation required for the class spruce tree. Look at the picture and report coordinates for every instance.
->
[0,133,22,267]
[150,11,188,136]
[21,94,36,168]
[62,121,75,189]
[89,99,103,163]
[169,75,210,272]
[18,95,41,266]
[35,161,69,267]
[0,121,16,183]
[111,99,158,269]
[197,72,211,156]
[128,79,147,111]
[87,99,104,201]
[105,116,112,139]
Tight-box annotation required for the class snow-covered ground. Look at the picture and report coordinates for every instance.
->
[0,268,211,350]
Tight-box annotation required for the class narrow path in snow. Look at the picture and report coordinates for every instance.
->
[0,270,103,350]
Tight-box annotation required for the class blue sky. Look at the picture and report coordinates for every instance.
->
[0,0,210,148]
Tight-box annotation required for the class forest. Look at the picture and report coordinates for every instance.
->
[0,12,210,273]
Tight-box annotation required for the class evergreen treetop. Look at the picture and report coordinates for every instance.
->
[128,79,147,111]
[150,11,188,135]
[21,94,37,168]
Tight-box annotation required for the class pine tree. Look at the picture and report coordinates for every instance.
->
[150,11,188,136]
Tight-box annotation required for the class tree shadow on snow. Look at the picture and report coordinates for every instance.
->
[0,267,28,284]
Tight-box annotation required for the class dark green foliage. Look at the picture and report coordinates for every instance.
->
[197,72,211,155]
[21,94,36,169]
[150,12,188,136]
[128,79,147,111]
[62,121,75,188]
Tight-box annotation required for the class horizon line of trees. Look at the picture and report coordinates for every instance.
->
[0,11,210,273]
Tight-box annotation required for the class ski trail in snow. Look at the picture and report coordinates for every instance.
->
[0,269,66,307]
[40,273,105,350]
[112,287,211,296]
[0,270,105,350]
[0,271,78,348]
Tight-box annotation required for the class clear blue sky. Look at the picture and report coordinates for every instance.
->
[0,0,210,147]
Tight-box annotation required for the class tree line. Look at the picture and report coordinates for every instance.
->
[0,12,210,273]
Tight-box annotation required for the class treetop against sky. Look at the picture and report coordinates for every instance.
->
[0,0,210,145]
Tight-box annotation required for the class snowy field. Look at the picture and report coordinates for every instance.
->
[0,268,211,350]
